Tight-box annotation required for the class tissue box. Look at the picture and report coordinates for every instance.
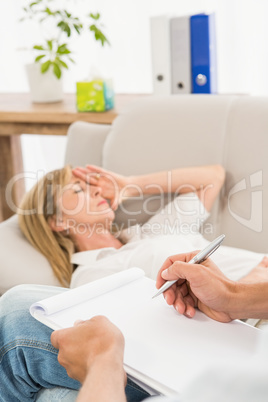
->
[76,80,114,112]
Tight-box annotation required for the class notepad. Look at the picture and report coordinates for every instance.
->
[30,268,260,396]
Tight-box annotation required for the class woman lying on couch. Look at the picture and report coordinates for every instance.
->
[1,163,267,401]
[17,163,264,288]
[18,163,226,288]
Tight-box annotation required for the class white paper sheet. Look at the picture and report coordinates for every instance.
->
[30,267,261,395]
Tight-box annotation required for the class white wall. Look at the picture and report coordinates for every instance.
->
[1,0,268,95]
[1,0,268,188]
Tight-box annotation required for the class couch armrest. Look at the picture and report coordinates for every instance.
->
[65,121,111,167]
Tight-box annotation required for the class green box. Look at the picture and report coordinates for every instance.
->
[76,80,114,112]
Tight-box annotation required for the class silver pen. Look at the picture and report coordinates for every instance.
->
[152,234,225,299]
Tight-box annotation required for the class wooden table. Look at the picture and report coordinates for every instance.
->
[0,93,144,221]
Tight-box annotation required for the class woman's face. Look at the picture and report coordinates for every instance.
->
[55,175,115,232]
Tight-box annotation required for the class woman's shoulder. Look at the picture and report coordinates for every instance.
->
[71,249,103,265]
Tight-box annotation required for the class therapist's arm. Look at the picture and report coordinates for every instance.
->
[156,252,268,322]
[51,316,126,402]
[76,354,126,402]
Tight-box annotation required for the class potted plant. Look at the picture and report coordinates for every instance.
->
[20,0,109,103]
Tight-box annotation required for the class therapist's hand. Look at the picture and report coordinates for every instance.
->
[72,165,132,210]
[51,316,126,383]
[156,251,236,323]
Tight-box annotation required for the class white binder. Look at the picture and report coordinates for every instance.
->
[150,15,172,95]
[170,15,192,94]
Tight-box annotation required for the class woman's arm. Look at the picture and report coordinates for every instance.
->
[129,165,225,212]
[73,164,225,212]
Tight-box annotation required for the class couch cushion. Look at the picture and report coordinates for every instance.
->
[219,96,268,252]
[104,95,237,235]
[0,215,60,294]
[103,95,235,174]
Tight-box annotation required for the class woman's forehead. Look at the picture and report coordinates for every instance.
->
[70,175,80,184]
[67,175,93,188]
[65,175,98,190]
[68,174,85,185]
[58,176,83,193]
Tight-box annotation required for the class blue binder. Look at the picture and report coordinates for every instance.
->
[190,13,217,94]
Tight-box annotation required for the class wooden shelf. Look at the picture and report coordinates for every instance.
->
[0,93,146,134]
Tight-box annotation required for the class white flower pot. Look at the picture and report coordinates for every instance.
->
[25,63,64,103]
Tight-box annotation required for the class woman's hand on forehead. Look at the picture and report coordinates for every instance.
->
[72,165,131,210]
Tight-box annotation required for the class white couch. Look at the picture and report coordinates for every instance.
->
[0,94,267,295]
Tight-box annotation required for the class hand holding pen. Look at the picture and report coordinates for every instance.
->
[153,235,225,299]
[153,235,234,322]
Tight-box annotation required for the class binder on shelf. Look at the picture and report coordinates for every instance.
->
[170,15,192,94]
[150,15,172,95]
[190,13,217,94]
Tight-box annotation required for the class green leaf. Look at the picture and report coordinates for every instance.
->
[68,57,75,64]
[89,25,110,46]
[53,62,61,79]
[41,60,51,73]
[57,43,67,51]
[35,54,46,62]
[44,7,53,16]
[57,21,65,29]
[64,10,71,18]
[90,13,100,20]
[30,0,42,6]
[58,59,68,69]
[73,24,82,34]
[60,49,71,55]
[33,45,45,50]
[66,25,71,37]
[55,57,69,69]
[47,40,53,50]
[90,24,96,31]
[57,44,71,55]
[57,21,71,37]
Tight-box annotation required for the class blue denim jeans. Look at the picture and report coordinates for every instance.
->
[0,284,150,402]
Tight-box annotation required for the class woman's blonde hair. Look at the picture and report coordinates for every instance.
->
[18,165,74,287]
